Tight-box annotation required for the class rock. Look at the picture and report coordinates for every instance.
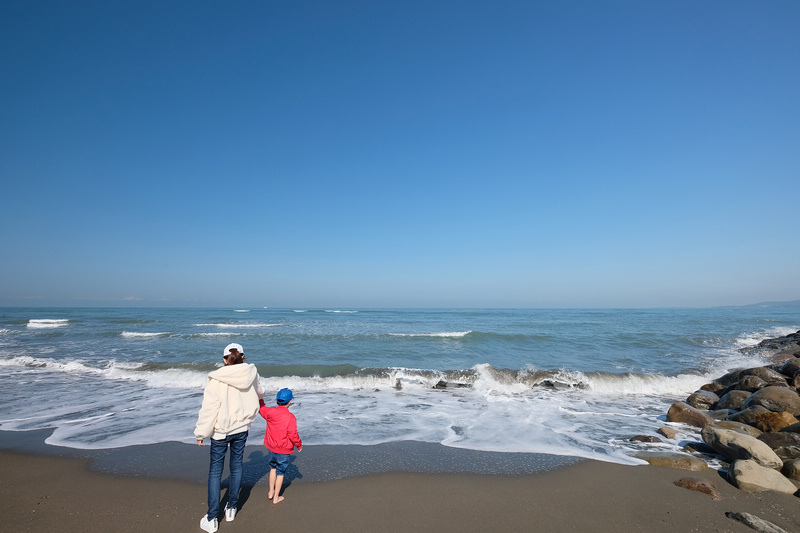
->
[657,427,679,439]
[686,390,719,410]
[630,435,661,443]
[714,420,763,438]
[743,330,800,360]
[715,367,787,388]
[674,477,722,500]
[714,369,747,388]
[725,511,792,533]
[737,375,769,392]
[779,422,800,434]
[666,401,715,428]
[728,459,798,494]
[708,409,734,420]
[780,358,800,378]
[635,452,708,471]
[683,441,716,455]
[771,353,799,365]
[782,458,800,481]
[766,381,792,389]
[540,380,575,390]
[700,381,726,393]
[433,381,471,389]
[729,405,771,425]
[741,367,789,385]
[755,411,799,433]
[716,390,751,410]
[743,386,800,416]
[758,432,800,461]
[701,426,783,469]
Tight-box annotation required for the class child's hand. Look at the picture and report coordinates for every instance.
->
[297,446,302,452]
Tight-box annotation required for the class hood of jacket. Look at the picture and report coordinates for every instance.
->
[208,363,259,390]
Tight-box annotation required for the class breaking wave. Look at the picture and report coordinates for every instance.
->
[27,319,69,329]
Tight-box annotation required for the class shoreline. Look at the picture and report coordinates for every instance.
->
[0,429,582,483]
[4,444,800,532]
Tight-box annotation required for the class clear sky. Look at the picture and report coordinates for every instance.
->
[1,1,798,308]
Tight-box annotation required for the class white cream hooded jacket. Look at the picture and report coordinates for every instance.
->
[194,363,266,440]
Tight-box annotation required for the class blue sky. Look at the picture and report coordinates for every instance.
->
[1,1,798,308]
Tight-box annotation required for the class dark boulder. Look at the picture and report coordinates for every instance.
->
[433,381,471,390]
[715,369,745,387]
[686,390,719,410]
[708,409,734,420]
[728,405,770,425]
[540,380,576,390]
[758,432,800,461]
[713,367,787,390]
[699,381,726,394]
[737,375,768,393]
[782,459,800,481]
[741,330,800,359]
[754,411,798,433]
[742,367,788,384]
[780,358,800,378]
[714,420,763,438]
[630,435,661,443]
[666,401,715,428]
[743,386,800,416]
[714,369,747,388]
[683,441,717,455]
[716,390,751,411]
[779,422,800,434]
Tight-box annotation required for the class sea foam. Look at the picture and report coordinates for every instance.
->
[390,331,471,338]
[193,323,282,328]
[27,319,69,328]
[121,331,171,338]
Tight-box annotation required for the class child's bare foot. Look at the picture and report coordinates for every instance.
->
[268,491,274,500]
[273,496,284,504]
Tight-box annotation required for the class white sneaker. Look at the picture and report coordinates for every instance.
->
[225,506,237,522]
[200,515,218,533]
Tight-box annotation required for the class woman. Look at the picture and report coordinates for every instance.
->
[195,343,265,533]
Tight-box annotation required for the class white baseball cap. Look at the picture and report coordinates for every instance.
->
[223,343,244,357]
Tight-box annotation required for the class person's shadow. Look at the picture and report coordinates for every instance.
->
[278,454,303,495]
[233,450,303,510]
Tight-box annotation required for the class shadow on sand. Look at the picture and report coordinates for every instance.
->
[234,450,303,511]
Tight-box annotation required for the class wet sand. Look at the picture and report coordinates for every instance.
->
[3,434,800,532]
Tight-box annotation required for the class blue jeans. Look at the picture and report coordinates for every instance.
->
[207,431,248,521]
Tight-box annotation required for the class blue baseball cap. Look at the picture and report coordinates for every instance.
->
[276,388,294,403]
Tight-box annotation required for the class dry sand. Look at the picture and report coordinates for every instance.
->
[3,448,800,533]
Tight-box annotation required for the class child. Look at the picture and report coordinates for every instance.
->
[259,388,302,504]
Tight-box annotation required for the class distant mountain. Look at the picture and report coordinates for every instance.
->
[743,299,800,308]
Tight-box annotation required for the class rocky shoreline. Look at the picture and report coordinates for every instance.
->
[635,329,800,531]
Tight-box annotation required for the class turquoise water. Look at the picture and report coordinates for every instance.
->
[0,307,797,464]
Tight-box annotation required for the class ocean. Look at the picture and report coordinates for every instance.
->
[1,307,797,466]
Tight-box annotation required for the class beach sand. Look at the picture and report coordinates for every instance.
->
[3,440,800,533]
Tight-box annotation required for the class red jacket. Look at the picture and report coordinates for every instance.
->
[259,401,302,454]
